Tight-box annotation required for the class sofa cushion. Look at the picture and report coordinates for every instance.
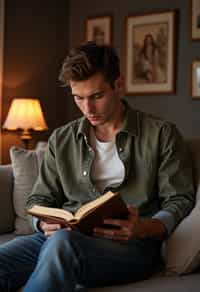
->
[0,233,18,245]
[89,273,200,292]
[164,198,200,275]
[164,138,200,274]
[10,145,46,235]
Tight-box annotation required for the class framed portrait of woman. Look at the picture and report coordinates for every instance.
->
[85,15,112,46]
[191,61,200,98]
[191,0,200,40]
[125,11,176,95]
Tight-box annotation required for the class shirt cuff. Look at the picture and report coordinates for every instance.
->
[152,210,176,235]
[32,216,42,232]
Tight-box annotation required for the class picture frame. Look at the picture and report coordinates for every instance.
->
[191,0,200,40]
[125,11,176,95]
[85,15,112,45]
[191,61,200,98]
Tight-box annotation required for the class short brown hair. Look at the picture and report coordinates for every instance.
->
[59,42,120,88]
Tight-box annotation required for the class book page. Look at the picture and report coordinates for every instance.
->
[28,205,75,222]
[74,191,117,220]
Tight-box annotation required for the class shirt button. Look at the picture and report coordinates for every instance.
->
[83,170,87,176]
[119,147,123,152]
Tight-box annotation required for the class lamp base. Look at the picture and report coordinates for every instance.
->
[21,129,32,149]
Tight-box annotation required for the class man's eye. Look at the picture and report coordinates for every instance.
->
[93,92,104,99]
[74,95,83,101]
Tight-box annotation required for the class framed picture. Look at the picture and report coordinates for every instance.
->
[191,0,200,40]
[191,61,200,98]
[85,15,112,45]
[125,11,176,95]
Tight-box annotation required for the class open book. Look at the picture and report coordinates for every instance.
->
[27,191,129,234]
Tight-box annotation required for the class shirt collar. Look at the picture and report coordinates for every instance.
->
[120,100,139,137]
[77,99,139,139]
[77,116,90,140]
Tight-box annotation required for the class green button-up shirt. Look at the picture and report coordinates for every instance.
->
[27,102,195,232]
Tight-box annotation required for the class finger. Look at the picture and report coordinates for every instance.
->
[46,225,71,235]
[44,230,57,237]
[46,223,62,231]
[49,223,61,228]
[93,229,129,241]
[44,225,63,236]
[103,218,130,228]
[127,206,138,217]
[42,223,62,233]
[94,227,129,237]
[94,233,129,241]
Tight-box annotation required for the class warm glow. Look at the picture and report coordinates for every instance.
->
[3,98,48,131]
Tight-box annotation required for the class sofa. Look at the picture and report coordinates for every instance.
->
[1,138,200,291]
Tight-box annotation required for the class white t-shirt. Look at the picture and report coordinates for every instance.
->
[90,128,125,193]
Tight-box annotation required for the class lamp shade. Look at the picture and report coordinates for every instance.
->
[3,98,48,131]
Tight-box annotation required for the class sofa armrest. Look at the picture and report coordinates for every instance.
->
[0,164,15,234]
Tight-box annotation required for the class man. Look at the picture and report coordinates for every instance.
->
[0,42,195,291]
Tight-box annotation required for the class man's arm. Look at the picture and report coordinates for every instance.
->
[157,123,195,227]
[26,131,66,233]
[94,123,195,241]
[26,130,66,210]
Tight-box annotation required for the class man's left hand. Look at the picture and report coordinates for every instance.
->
[93,206,167,241]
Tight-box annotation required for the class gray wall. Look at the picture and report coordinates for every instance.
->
[68,0,200,137]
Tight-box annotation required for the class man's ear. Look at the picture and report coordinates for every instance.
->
[114,75,124,97]
[115,75,124,90]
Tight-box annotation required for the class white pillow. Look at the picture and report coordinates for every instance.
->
[164,196,200,274]
[10,146,46,235]
[164,138,200,274]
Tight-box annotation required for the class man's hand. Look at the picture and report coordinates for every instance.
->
[39,220,72,237]
[93,206,167,241]
[39,220,65,237]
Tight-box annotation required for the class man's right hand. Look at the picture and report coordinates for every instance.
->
[39,220,62,237]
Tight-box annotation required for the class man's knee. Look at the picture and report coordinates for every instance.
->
[41,229,78,258]
[48,229,72,245]
[49,229,82,246]
[36,230,82,281]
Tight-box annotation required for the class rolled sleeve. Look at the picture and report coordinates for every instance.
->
[32,217,42,232]
[153,210,176,235]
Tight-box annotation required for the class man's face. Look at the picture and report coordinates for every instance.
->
[70,73,121,126]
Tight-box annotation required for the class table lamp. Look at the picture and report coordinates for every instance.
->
[3,98,48,148]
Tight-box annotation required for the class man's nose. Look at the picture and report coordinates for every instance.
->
[83,99,94,113]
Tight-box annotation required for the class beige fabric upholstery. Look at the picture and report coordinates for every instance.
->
[10,146,46,235]
[164,138,200,274]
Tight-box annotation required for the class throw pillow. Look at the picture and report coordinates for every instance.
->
[164,198,200,275]
[163,138,200,275]
[10,146,46,235]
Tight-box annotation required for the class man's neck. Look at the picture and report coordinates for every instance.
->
[94,101,126,142]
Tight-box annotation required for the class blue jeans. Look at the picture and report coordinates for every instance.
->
[0,229,161,292]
